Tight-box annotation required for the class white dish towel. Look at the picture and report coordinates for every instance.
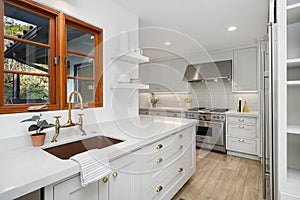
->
[70,149,112,186]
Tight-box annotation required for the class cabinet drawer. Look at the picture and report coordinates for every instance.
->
[142,132,185,170]
[227,136,257,155]
[144,156,186,200]
[227,116,256,125]
[145,140,184,170]
[227,123,257,139]
[149,110,166,116]
[166,112,183,118]
[140,110,149,115]
[146,134,175,153]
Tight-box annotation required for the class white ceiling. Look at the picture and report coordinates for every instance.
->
[113,0,268,59]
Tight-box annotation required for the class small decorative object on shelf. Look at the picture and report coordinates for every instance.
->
[184,97,192,109]
[243,101,249,112]
[237,98,245,112]
[150,96,159,108]
[21,114,55,147]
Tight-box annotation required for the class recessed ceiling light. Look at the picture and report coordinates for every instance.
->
[227,26,237,32]
[164,41,171,46]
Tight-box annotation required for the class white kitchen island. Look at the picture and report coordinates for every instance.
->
[0,115,197,200]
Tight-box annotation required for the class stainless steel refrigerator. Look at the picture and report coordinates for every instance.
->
[261,0,277,199]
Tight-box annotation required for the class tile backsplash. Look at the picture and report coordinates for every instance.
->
[139,81,259,111]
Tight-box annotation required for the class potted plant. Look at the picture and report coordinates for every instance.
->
[150,96,159,108]
[21,114,55,147]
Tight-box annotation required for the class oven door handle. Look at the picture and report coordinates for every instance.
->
[198,121,224,126]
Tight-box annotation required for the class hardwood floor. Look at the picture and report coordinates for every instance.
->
[172,149,264,200]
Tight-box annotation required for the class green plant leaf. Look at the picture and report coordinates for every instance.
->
[20,115,40,123]
[28,124,39,132]
[37,120,48,127]
[38,120,55,132]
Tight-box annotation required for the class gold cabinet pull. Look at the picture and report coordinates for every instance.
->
[238,139,245,142]
[178,145,183,150]
[239,118,244,122]
[178,134,183,138]
[156,144,163,150]
[178,168,183,173]
[112,172,118,179]
[239,125,244,129]
[102,177,109,183]
[156,185,163,193]
[156,157,163,164]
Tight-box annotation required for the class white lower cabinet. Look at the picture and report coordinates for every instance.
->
[45,126,196,200]
[109,152,142,200]
[50,175,108,200]
[226,115,260,158]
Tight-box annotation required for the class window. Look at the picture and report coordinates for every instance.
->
[0,0,103,114]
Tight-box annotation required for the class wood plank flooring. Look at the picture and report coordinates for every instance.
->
[172,149,264,200]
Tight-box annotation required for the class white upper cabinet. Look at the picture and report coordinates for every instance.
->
[169,59,189,92]
[139,59,188,93]
[139,61,170,92]
[232,47,258,92]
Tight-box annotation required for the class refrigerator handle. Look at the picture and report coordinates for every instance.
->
[263,22,273,199]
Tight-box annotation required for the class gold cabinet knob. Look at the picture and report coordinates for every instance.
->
[178,145,183,150]
[178,168,183,173]
[239,118,244,122]
[238,139,245,142]
[239,125,244,129]
[178,134,183,138]
[156,144,163,150]
[112,172,118,179]
[156,185,163,193]
[156,157,163,164]
[102,177,109,183]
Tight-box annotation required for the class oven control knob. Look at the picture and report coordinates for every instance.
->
[216,116,220,119]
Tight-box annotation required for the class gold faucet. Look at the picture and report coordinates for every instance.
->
[51,91,86,142]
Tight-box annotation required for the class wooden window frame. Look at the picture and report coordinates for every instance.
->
[0,0,103,114]
[60,15,103,109]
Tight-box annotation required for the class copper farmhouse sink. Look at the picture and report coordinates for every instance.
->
[44,136,124,159]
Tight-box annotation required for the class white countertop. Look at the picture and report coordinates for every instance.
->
[0,115,197,199]
[225,110,259,117]
[139,106,188,112]
[140,107,259,117]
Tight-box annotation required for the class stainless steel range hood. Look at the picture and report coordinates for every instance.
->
[183,60,232,82]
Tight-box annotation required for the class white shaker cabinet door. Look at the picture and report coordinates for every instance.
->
[109,151,142,200]
[169,59,189,92]
[139,61,170,92]
[233,47,258,92]
[53,175,108,200]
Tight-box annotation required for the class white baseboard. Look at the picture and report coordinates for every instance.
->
[227,150,260,161]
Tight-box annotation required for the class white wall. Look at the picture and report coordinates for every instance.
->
[0,0,140,141]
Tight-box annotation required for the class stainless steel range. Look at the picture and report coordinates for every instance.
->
[185,107,228,153]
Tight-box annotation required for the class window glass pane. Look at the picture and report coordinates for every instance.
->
[67,25,94,55]
[4,4,49,44]
[67,53,94,78]
[67,79,94,102]
[4,73,49,104]
[4,39,49,74]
